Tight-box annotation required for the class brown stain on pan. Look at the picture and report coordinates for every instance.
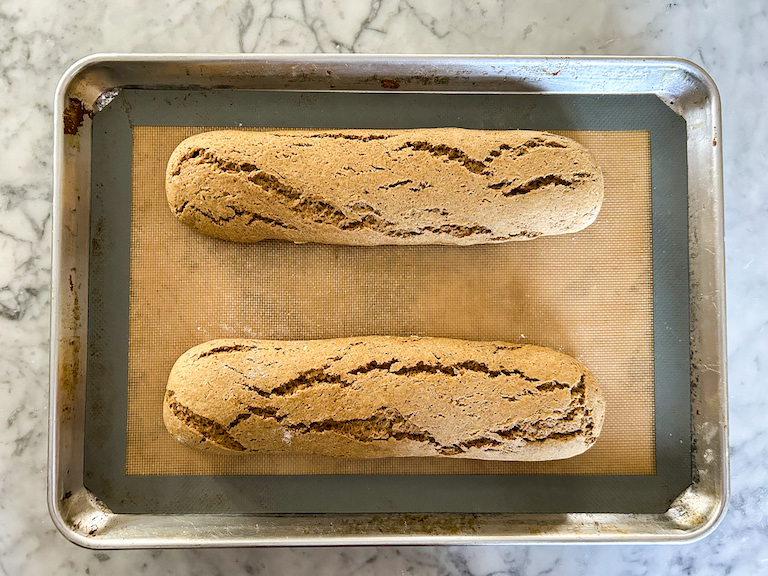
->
[59,269,81,421]
[63,98,93,135]
[369,75,451,89]
[379,78,400,89]
[342,513,480,535]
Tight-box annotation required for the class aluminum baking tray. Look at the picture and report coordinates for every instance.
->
[49,54,727,547]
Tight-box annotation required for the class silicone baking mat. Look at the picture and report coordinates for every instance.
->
[84,89,691,514]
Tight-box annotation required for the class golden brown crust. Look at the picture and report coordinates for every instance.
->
[165,129,604,246]
[163,336,605,460]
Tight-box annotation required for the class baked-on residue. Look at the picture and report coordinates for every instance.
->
[165,129,604,246]
[163,336,606,460]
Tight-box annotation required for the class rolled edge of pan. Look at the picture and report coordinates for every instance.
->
[165,128,604,246]
[163,336,605,461]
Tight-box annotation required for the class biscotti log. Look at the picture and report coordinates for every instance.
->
[166,129,604,246]
[163,336,605,460]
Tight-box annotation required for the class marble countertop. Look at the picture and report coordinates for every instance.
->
[1,0,765,573]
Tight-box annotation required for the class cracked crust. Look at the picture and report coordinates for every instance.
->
[165,129,604,246]
[163,336,605,460]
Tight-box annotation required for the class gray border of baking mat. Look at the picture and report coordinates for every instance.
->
[85,90,690,514]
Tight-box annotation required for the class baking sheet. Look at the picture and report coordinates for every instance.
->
[127,127,655,476]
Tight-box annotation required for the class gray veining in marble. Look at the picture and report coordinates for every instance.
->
[1,0,766,574]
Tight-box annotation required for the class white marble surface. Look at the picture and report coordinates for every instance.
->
[0,0,765,573]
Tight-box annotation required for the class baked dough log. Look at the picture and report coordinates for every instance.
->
[166,129,604,245]
[163,336,605,460]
